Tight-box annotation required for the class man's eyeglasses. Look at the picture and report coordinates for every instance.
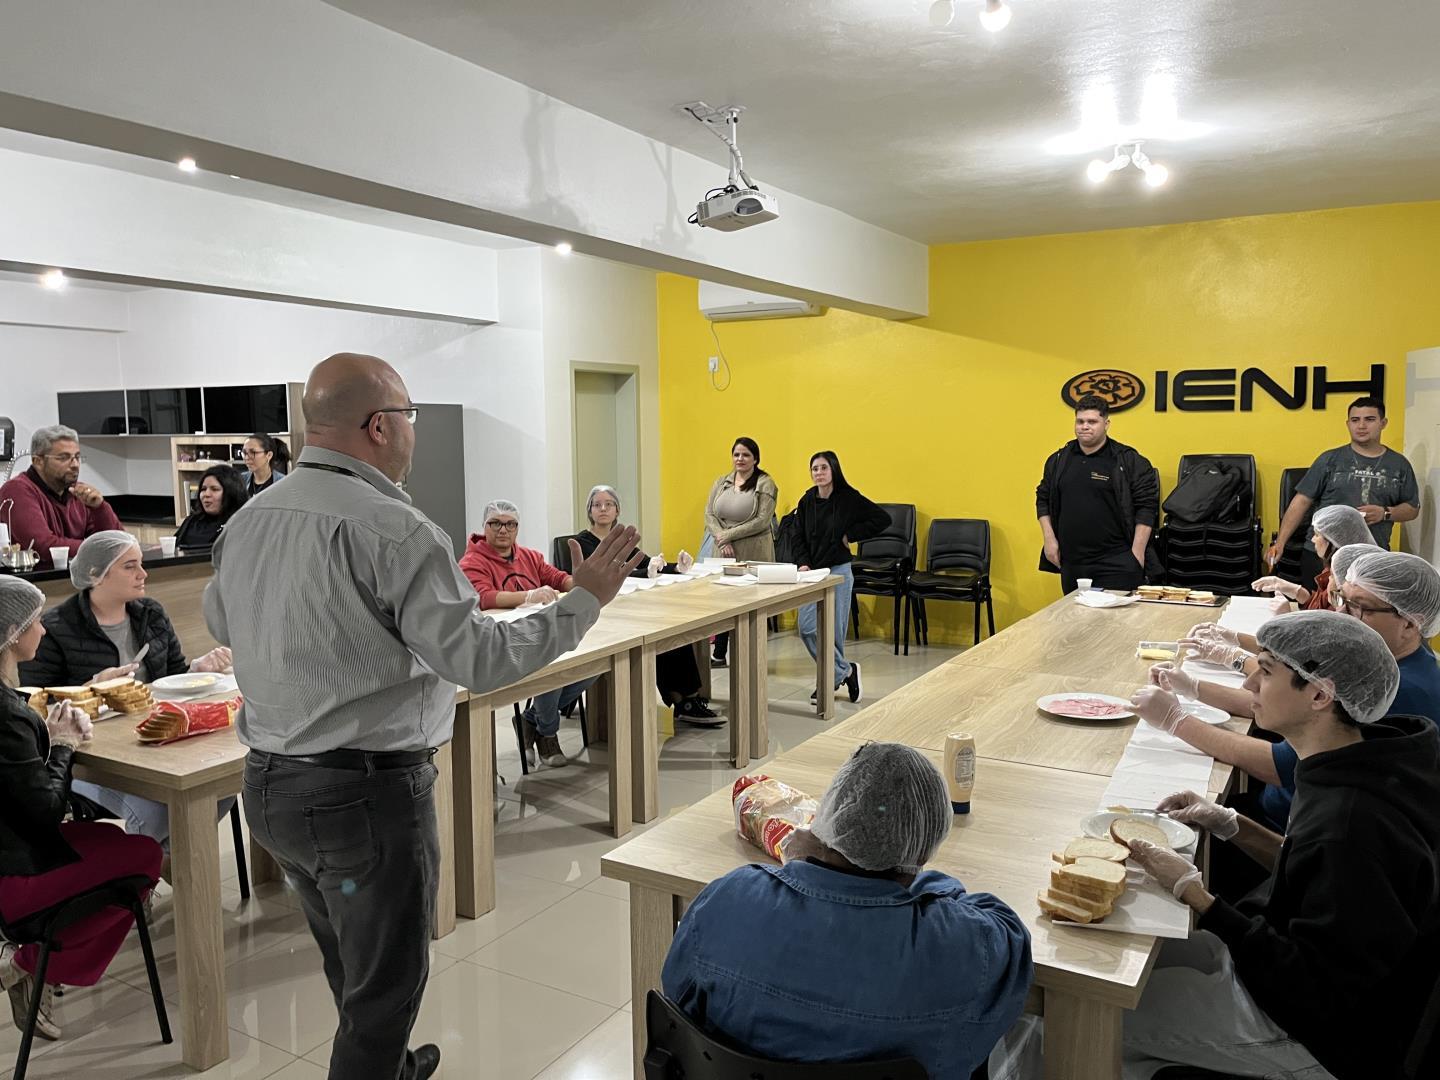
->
[485,520,520,532]
[360,406,418,429]
[46,453,82,465]
[1342,597,1399,620]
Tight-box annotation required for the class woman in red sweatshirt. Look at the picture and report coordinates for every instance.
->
[458,499,592,769]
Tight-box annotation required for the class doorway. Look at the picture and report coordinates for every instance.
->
[572,367,640,534]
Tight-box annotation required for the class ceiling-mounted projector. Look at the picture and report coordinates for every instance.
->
[681,102,779,232]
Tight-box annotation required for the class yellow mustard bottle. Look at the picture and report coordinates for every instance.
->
[944,732,975,814]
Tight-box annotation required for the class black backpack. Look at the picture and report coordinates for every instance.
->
[774,509,802,563]
[1163,462,1249,524]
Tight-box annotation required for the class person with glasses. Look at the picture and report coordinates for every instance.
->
[239,432,291,496]
[0,425,121,569]
[459,498,594,767]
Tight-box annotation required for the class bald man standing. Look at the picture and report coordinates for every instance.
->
[204,354,642,1080]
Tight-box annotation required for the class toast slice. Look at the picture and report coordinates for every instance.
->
[1038,889,1106,924]
[46,686,98,700]
[1062,837,1130,863]
[1110,816,1172,850]
[1046,884,1115,918]
[90,676,139,693]
[1055,857,1128,900]
[1051,867,1124,904]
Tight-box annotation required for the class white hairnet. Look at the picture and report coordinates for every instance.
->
[1257,610,1399,724]
[483,499,519,522]
[70,530,142,590]
[1344,550,1440,636]
[0,577,45,653]
[1311,505,1376,551]
[1329,543,1371,588]
[810,742,951,873]
[585,485,620,524]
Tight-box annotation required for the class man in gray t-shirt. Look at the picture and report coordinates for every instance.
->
[1268,397,1420,571]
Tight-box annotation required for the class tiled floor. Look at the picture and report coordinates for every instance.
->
[4,631,959,1079]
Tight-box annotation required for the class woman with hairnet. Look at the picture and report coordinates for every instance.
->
[0,577,163,1042]
[1252,503,1376,609]
[19,531,234,855]
[661,742,1032,1079]
[1118,611,1439,1080]
[1140,547,1440,837]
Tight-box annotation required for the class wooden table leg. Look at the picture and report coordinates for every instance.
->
[588,672,611,744]
[818,585,837,721]
[608,654,633,836]
[1043,988,1122,1080]
[247,834,282,886]
[453,699,496,919]
[729,614,751,768]
[630,644,659,824]
[432,741,456,938]
[747,610,769,760]
[629,885,677,1080]
[170,789,228,1069]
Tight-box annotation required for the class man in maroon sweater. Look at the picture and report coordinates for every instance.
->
[1,426,121,568]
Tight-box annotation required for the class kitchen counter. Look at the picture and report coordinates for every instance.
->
[2,550,211,585]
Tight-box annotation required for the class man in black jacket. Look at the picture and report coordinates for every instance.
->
[1123,611,1440,1080]
[1036,395,1158,592]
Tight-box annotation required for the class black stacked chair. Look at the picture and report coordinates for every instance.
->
[2,876,170,1079]
[1159,454,1263,594]
[1269,466,1312,584]
[904,519,995,653]
[849,503,917,656]
[643,990,946,1079]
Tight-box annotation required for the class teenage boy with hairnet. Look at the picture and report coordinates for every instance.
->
[1121,611,1440,1080]
[661,742,1031,1079]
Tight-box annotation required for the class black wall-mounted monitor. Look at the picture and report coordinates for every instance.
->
[127,387,203,435]
[203,384,288,433]
[57,390,128,435]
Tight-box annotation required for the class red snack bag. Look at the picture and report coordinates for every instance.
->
[732,774,819,861]
[136,695,242,745]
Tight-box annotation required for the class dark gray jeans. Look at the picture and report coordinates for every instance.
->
[243,750,439,1080]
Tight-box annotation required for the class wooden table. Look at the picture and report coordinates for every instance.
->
[602,593,1243,1080]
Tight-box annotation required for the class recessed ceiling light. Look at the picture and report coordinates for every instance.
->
[555,242,573,256]
[40,269,66,290]
[929,0,955,27]
[177,157,198,173]
[979,0,1012,32]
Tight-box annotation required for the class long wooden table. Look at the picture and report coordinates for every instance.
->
[602,593,1243,1080]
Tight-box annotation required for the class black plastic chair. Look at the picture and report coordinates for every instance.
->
[904,519,995,651]
[1160,454,1263,591]
[551,534,579,573]
[75,797,249,901]
[849,503,917,656]
[1,875,170,1079]
[1268,466,1313,584]
[644,990,944,1079]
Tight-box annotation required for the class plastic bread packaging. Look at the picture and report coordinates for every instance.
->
[731,774,819,861]
[135,695,242,745]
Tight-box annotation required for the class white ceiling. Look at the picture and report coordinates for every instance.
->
[325,0,1440,243]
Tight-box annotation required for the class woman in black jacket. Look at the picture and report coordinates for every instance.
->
[173,464,247,554]
[789,451,891,705]
[574,486,721,726]
[0,578,162,1041]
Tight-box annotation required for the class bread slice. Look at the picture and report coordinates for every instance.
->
[1051,867,1123,904]
[1056,857,1128,899]
[1047,883,1115,917]
[1110,816,1172,850]
[1038,889,1107,924]
[46,686,97,700]
[90,676,138,693]
[1063,837,1129,864]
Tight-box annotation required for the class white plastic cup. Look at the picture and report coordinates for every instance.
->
[49,547,70,571]
[159,536,178,558]
[1076,577,1094,592]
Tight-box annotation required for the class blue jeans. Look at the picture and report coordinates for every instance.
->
[525,677,598,737]
[797,562,854,688]
[71,779,236,853]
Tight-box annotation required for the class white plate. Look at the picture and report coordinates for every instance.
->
[1082,810,1196,850]
[1177,697,1230,725]
[152,673,226,694]
[1036,692,1135,721]
[1074,591,1140,609]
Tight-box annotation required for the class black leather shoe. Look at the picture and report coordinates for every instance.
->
[411,1044,442,1079]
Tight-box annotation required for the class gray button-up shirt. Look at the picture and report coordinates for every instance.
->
[203,446,600,754]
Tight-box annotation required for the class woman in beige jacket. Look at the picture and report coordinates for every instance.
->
[702,437,779,664]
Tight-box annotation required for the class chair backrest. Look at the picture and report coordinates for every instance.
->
[551,534,578,573]
[1177,454,1258,520]
[924,519,990,575]
[644,991,929,1080]
[856,503,917,561]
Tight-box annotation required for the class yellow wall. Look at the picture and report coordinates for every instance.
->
[658,200,1440,643]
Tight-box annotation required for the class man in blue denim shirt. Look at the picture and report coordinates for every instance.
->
[662,743,1032,1078]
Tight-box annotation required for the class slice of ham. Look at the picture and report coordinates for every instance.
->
[1045,696,1131,718]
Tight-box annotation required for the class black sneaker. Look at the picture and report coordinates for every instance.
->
[674,697,726,727]
[845,662,862,703]
[710,650,727,668]
[520,712,539,768]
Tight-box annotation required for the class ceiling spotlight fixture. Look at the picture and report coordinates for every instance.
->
[979,0,1012,32]
[554,242,573,256]
[39,269,66,290]
[1085,143,1168,188]
[177,157,198,173]
[929,1,955,27]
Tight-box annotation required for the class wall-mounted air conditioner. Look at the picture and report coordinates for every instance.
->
[699,282,823,322]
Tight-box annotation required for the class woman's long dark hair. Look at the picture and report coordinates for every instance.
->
[809,450,852,492]
[248,432,292,473]
[198,465,249,521]
[732,437,769,493]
